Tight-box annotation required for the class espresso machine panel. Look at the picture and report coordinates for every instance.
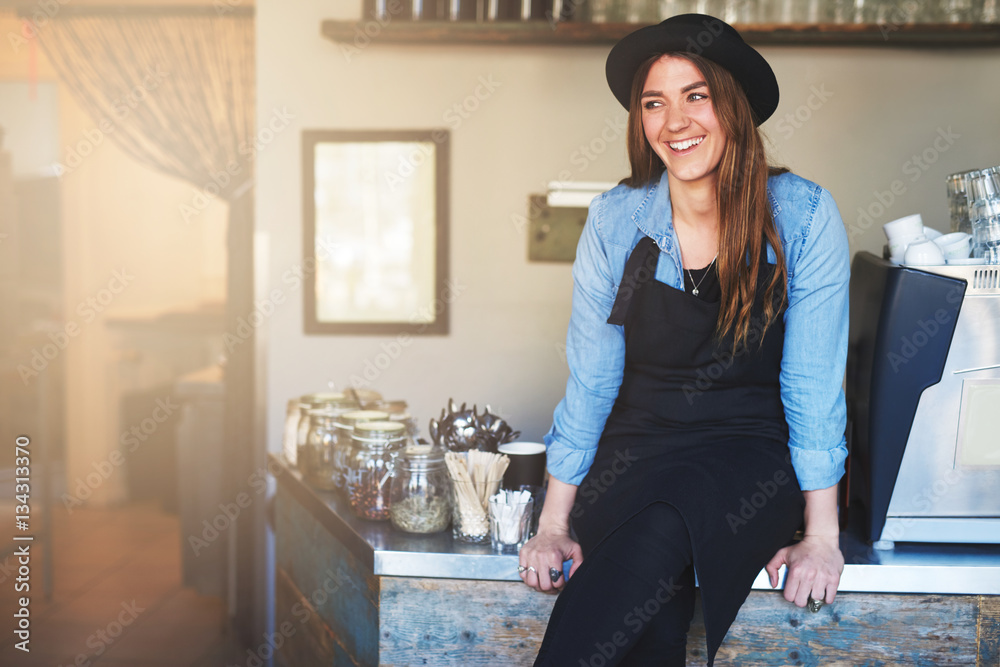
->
[847,252,1000,549]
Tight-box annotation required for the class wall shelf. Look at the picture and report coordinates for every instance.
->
[322,19,1000,47]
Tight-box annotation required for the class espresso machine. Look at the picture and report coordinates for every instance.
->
[846,252,1000,549]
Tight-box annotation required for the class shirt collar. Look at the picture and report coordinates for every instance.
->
[630,170,781,252]
[630,169,675,254]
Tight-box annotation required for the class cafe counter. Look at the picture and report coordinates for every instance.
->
[268,454,1000,666]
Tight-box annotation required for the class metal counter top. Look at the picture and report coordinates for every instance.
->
[269,454,1000,595]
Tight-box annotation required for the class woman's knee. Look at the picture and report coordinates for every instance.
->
[625,503,691,555]
[635,502,687,534]
[604,503,694,585]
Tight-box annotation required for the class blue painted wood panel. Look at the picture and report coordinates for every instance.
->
[710,592,980,666]
[275,566,337,667]
[275,485,380,666]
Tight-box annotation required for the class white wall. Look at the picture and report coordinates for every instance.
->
[761,47,1000,240]
[257,0,1000,455]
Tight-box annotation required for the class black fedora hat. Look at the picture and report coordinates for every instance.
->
[605,14,778,125]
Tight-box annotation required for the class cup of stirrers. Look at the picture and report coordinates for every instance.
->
[445,450,509,543]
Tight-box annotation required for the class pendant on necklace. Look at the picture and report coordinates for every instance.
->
[686,254,716,298]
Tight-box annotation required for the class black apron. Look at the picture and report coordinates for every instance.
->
[572,237,805,666]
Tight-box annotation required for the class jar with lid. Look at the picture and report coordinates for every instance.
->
[350,388,383,406]
[367,399,408,414]
[388,411,419,439]
[293,393,358,469]
[301,407,340,489]
[344,421,408,521]
[389,444,451,534]
[365,400,419,439]
[331,410,389,492]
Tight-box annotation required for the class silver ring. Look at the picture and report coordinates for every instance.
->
[549,567,563,583]
[807,596,824,613]
[518,565,536,574]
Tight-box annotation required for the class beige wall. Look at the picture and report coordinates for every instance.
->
[1,11,229,505]
[256,0,1000,454]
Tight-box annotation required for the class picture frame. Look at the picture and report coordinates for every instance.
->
[302,129,450,335]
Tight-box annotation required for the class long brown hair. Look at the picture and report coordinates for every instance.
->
[620,53,787,352]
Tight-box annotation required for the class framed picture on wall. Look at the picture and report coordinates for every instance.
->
[302,129,450,335]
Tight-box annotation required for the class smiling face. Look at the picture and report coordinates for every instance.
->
[640,55,727,189]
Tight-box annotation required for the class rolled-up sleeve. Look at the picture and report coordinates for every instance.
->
[544,196,626,486]
[780,187,851,491]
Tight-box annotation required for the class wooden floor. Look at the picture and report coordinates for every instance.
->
[0,502,246,666]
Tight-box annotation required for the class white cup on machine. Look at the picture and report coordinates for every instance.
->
[903,235,946,266]
[933,232,973,260]
[884,214,926,262]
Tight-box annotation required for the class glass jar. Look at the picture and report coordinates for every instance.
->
[942,0,973,22]
[947,170,977,235]
[983,0,999,23]
[362,400,418,438]
[282,399,302,466]
[351,388,383,406]
[301,407,339,489]
[294,393,359,469]
[389,445,452,534]
[968,169,1000,262]
[367,399,408,414]
[388,411,420,439]
[345,421,408,521]
[331,410,390,492]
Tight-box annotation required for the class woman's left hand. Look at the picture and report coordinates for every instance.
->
[765,534,844,608]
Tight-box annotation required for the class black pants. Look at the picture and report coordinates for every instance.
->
[534,503,697,666]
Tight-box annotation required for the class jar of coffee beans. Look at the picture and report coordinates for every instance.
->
[331,410,389,492]
[344,421,408,521]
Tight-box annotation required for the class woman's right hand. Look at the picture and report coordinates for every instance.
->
[518,526,583,593]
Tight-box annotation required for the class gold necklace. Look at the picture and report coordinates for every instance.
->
[686,255,717,297]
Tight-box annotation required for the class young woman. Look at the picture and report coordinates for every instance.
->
[519,15,849,666]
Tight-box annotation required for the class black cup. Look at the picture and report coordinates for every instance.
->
[498,442,546,490]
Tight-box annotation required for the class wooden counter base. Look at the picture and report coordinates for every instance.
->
[273,479,1000,666]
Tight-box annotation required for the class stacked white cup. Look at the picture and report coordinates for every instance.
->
[903,235,945,266]
[934,232,974,262]
[884,214,927,264]
[882,214,975,266]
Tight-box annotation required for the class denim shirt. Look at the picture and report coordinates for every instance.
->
[544,169,850,492]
